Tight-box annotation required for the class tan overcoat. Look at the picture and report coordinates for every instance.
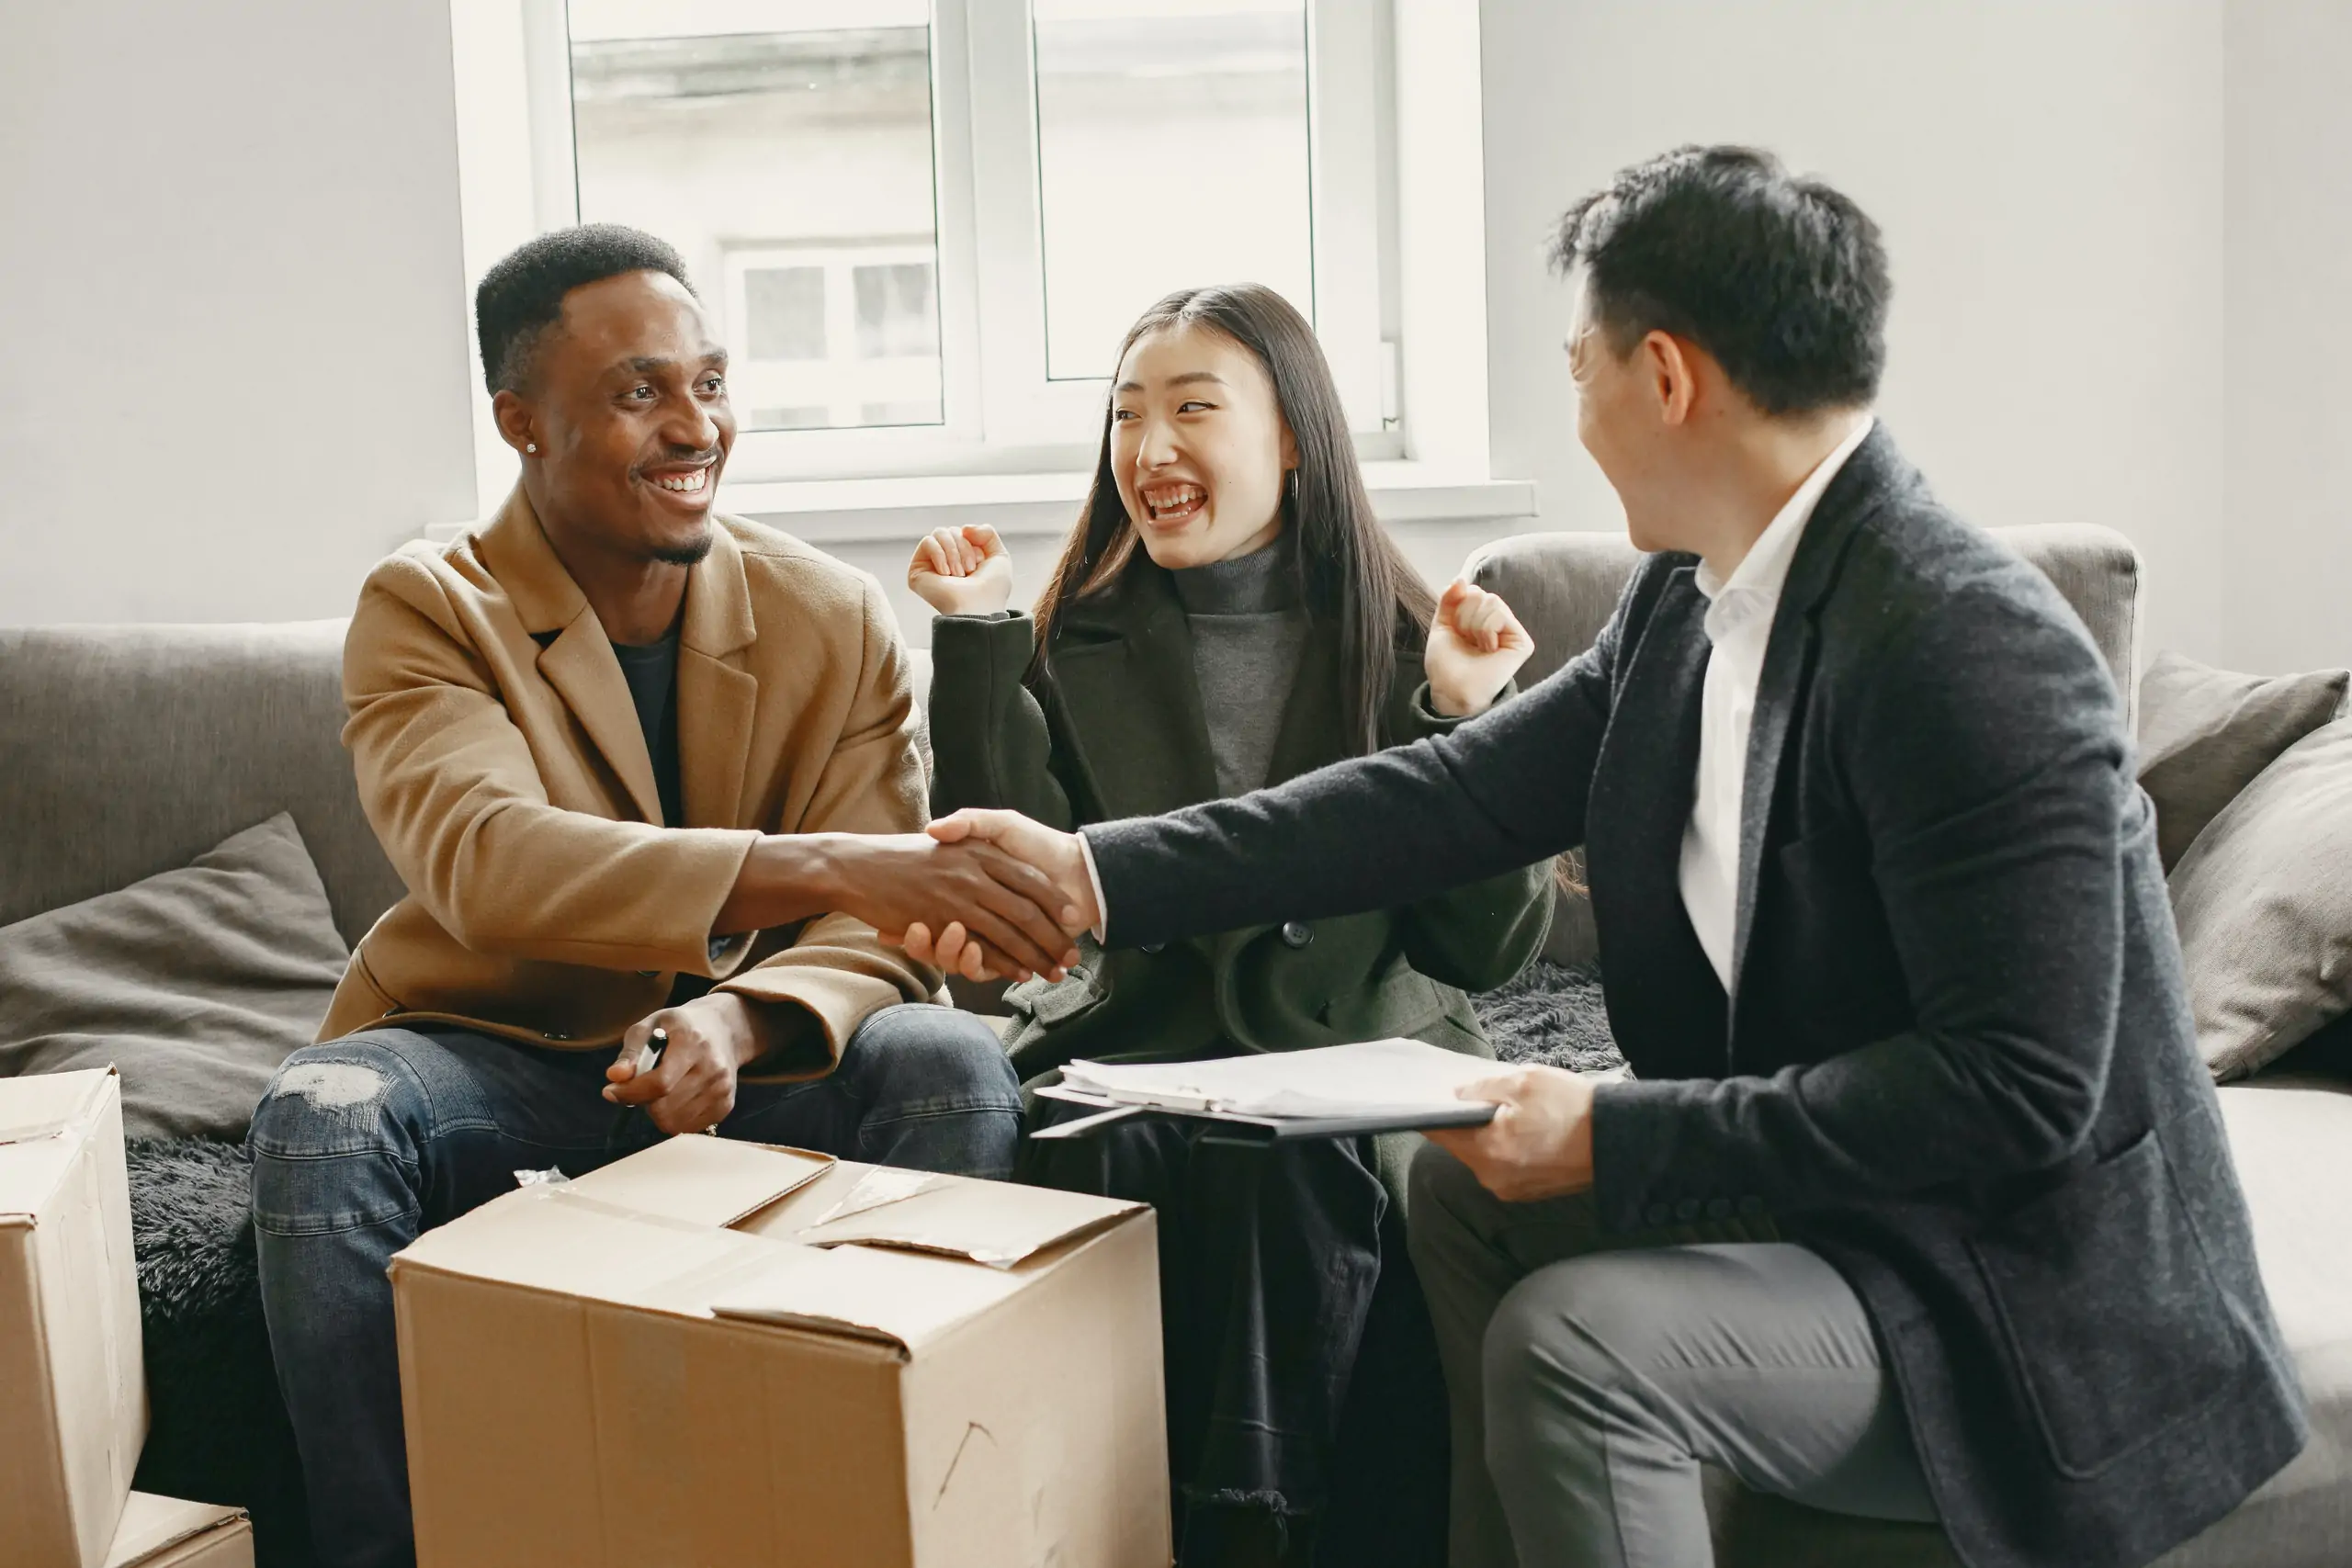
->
[317,486,940,1077]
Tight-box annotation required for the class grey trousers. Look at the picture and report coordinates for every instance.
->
[1405,1143,1938,1568]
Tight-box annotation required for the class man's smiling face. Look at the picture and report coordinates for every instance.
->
[509,268,735,565]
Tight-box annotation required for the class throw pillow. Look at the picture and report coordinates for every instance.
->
[2138,650,2346,870]
[2170,720,2352,1080]
[0,813,349,1140]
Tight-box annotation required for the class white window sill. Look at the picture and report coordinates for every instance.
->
[424,462,1534,547]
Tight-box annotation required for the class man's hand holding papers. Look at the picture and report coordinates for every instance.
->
[1424,1064,1597,1201]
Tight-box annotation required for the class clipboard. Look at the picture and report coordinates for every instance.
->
[1029,1082,1498,1145]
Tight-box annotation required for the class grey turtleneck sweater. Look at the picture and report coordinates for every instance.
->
[1170,536,1311,796]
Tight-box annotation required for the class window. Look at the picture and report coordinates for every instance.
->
[720,243,944,430]
[567,5,947,435]
[1030,0,1316,381]
[460,0,1396,485]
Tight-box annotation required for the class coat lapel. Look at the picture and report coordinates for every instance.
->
[1048,569,1223,819]
[1587,566,1729,1077]
[1727,424,1902,998]
[676,525,758,829]
[480,490,664,825]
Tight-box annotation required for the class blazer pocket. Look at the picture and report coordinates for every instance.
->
[1967,1128,2249,1479]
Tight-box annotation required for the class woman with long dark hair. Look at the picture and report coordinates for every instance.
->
[908,284,1551,1564]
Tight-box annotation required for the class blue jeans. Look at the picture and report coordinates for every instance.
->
[247,1004,1020,1568]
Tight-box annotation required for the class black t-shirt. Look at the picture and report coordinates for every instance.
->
[608,633,684,829]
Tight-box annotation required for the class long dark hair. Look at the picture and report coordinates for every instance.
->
[1028,284,1437,756]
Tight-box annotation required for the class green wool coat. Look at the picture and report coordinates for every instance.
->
[926,561,1553,1084]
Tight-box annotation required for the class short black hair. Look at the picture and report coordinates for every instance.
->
[474,224,694,396]
[1550,145,1889,416]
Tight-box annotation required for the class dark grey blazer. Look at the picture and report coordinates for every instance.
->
[1085,426,2306,1568]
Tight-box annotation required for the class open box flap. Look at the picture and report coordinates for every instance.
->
[0,1069,113,1220]
[390,1181,1036,1354]
[706,1235,1033,1353]
[105,1492,247,1568]
[565,1136,832,1228]
[390,1181,779,1308]
[797,1179,1143,1269]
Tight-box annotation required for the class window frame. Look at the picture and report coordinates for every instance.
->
[447,0,1500,529]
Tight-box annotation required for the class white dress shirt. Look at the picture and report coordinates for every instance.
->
[1679,415,1874,994]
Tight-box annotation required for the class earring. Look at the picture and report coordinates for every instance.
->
[525,443,537,455]
[1285,468,1299,502]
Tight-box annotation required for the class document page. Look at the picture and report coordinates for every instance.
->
[1059,1039,1505,1121]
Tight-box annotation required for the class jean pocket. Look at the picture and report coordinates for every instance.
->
[1968,1128,2248,1479]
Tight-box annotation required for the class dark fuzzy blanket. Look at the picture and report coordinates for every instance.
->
[119,963,1619,1568]
[1472,960,1624,1075]
[127,1136,312,1568]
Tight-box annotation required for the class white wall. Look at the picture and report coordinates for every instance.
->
[2222,0,2352,674]
[0,0,476,626]
[11,0,2345,673]
[1477,0,2230,665]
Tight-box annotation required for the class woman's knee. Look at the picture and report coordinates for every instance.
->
[844,1004,1021,1112]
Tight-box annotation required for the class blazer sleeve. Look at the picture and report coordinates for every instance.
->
[1084,580,1634,949]
[1589,571,2133,1228]
[718,578,944,1076]
[923,612,1080,830]
[1389,683,1555,993]
[343,556,761,976]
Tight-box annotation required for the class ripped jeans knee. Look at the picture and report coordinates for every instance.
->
[247,1030,497,1238]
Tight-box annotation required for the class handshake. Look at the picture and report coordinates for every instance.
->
[888,809,1097,983]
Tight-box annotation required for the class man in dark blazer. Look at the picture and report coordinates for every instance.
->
[910,146,2305,1568]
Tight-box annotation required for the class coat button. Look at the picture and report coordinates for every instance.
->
[1644,1203,1671,1226]
[1674,1198,1702,1223]
[1705,1198,1734,1222]
[1280,921,1313,949]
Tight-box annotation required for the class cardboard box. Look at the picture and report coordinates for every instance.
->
[104,1493,254,1568]
[0,1068,148,1568]
[390,1137,1170,1567]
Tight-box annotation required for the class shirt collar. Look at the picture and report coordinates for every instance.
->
[1694,413,1875,607]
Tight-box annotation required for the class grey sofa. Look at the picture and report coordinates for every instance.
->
[3,523,2345,1567]
[1470,525,2352,1567]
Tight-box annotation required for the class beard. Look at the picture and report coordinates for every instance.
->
[650,525,715,567]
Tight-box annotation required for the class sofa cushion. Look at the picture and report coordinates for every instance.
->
[2171,719,2352,1081]
[0,813,349,1141]
[2138,651,2347,871]
[0,621,404,947]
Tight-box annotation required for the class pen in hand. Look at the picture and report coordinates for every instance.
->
[606,1026,665,1142]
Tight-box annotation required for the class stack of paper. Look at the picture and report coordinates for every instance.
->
[1057,1038,1505,1122]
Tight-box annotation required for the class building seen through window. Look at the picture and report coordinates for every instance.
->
[560,0,1323,444]
[569,6,944,433]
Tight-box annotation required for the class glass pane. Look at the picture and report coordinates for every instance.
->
[1033,0,1313,380]
[854,263,939,359]
[744,266,827,361]
[567,1,944,432]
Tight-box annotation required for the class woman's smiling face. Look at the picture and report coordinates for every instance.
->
[1110,321,1298,570]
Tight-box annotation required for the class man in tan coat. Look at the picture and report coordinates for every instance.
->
[247,225,1080,1568]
